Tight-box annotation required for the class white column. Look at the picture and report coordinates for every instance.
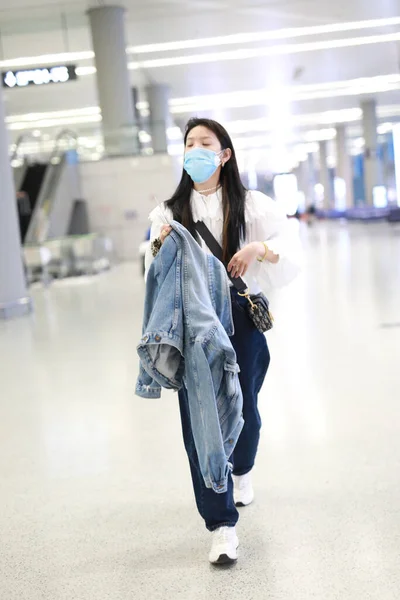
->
[319,141,333,210]
[294,160,308,211]
[307,152,316,208]
[335,125,354,209]
[392,125,400,207]
[361,99,380,206]
[146,84,171,154]
[0,85,31,319]
[87,6,139,155]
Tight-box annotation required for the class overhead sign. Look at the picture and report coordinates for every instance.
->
[2,65,77,89]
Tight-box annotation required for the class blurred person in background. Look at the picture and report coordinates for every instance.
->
[145,118,301,565]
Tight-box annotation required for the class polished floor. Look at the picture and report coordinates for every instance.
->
[1,222,400,600]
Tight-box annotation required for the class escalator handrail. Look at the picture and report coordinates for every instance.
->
[11,133,37,163]
[49,129,78,163]
[25,153,68,244]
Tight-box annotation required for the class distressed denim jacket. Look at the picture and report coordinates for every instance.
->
[135,221,244,494]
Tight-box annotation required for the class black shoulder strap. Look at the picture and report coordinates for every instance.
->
[195,221,247,294]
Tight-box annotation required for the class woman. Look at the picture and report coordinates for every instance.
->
[145,118,301,565]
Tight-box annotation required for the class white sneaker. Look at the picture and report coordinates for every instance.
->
[209,526,239,565]
[232,472,254,506]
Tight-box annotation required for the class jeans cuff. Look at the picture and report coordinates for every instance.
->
[207,521,238,532]
[232,467,253,477]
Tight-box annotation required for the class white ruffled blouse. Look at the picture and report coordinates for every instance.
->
[145,188,302,295]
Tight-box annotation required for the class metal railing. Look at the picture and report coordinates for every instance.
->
[23,234,114,285]
[8,122,184,163]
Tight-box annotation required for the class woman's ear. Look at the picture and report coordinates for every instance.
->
[221,148,232,166]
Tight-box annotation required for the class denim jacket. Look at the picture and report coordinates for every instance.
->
[135,221,244,494]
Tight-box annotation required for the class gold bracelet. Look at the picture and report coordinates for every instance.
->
[257,242,269,263]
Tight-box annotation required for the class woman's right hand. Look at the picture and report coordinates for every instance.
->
[160,225,172,244]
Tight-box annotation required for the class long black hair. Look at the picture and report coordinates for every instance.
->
[165,117,247,263]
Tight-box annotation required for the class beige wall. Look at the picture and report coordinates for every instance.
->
[80,154,181,260]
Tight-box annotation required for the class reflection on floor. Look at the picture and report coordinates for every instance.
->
[1,222,400,600]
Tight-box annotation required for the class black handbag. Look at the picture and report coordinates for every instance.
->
[195,222,274,333]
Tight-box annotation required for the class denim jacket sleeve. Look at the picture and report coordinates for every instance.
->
[184,343,232,494]
[135,364,162,398]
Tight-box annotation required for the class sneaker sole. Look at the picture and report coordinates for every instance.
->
[235,500,253,507]
[211,553,237,565]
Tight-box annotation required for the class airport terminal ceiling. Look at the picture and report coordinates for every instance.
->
[2,1,400,147]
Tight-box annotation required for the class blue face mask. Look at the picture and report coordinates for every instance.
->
[183,148,222,184]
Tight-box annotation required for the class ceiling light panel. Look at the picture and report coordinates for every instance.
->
[2,16,400,70]
[169,75,400,113]
[6,77,400,133]
[127,16,400,54]
[5,106,100,124]
[0,51,94,69]
[7,114,101,131]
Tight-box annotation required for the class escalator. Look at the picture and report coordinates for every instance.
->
[17,163,48,243]
[24,149,84,245]
[13,130,85,244]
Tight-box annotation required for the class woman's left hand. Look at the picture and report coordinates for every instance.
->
[227,242,264,279]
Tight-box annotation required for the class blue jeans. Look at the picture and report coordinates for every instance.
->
[178,288,270,531]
